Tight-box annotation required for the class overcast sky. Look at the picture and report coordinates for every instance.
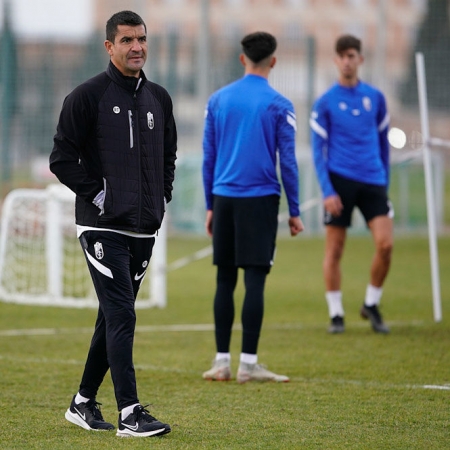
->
[0,0,94,40]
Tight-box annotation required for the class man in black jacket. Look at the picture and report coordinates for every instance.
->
[50,10,177,438]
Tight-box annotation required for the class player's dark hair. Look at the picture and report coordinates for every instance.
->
[335,34,361,54]
[241,32,277,64]
[106,10,147,43]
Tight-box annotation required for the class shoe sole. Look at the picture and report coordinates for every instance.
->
[203,376,232,381]
[202,367,231,381]
[65,409,113,431]
[116,427,171,438]
[328,326,345,334]
[237,376,290,384]
[360,307,390,334]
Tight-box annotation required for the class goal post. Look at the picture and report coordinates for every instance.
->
[415,52,442,323]
[0,184,166,309]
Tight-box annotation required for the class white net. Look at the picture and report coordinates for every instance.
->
[0,184,160,308]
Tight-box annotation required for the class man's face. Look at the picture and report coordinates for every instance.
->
[105,24,147,77]
[334,48,363,81]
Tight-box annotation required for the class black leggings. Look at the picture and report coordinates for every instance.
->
[213,265,268,355]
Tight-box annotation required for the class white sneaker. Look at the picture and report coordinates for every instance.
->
[202,358,231,381]
[237,362,289,384]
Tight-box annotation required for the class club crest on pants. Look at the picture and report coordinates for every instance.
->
[94,242,104,259]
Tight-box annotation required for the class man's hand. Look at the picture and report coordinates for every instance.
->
[205,210,213,237]
[323,194,343,217]
[288,216,304,236]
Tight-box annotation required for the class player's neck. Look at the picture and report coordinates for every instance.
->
[338,76,359,88]
[245,67,270,79]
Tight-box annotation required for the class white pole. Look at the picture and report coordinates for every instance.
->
[150,216,167,308]
[46,186,63,300]
[415,52,442,322]
[0,190,18,288]
[198,0,210,109]
[374,0,387,91]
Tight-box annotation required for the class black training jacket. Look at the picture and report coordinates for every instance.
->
[50,62,177,234]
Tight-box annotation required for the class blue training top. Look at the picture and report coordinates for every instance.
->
[309,80,390,198]
[202,74,300,217]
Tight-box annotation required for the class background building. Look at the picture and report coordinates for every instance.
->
[0,0,448,233]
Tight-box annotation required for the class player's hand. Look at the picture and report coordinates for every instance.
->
[288,216,304,236]
[323,195,343,217]
[205,210,213,237]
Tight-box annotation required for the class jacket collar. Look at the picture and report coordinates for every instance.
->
[106,61,147,93]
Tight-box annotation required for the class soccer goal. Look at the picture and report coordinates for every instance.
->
[0,184,166,309]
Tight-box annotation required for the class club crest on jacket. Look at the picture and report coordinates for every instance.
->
[147,112,154,129]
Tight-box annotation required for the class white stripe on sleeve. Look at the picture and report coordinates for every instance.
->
[286,112,297,131]
[309,117,328,140]
[378,112,390,132]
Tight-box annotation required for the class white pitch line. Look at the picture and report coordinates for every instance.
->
[0,324,215,336]
[0,320,425,337]
[0,327,94,336]
[0,353,448,392]
[290,376,450,392]
[422,385,450,390]
[0,354,197,374]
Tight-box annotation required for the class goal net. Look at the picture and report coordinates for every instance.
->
[0,184,166,309]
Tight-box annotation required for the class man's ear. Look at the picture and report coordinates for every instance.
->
[239,53,246,67]
[104,40,113,56]
[270,56,276,68]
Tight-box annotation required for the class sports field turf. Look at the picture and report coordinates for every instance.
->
[0,235,449,449]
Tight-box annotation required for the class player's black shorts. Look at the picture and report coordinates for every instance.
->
[212,194,279,272]
[324,172,394,228]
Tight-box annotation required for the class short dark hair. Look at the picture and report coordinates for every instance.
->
[106,10,147,43]
[335,34,361,54]
[241,32,277,64]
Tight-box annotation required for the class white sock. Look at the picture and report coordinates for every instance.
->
[240,353,257,365]
[121,403,139,420]
[326,291,344,318]
[365,284,383,306]
[75,393,90,405]
[216,352,231,363]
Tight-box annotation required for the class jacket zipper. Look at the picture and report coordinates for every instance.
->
[134,87,142,230]
[128,110,134,148]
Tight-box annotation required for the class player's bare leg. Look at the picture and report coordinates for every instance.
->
[368,215,394,287]
[323,225,347,291]
[361,215,393,333]
[323,226,346,333]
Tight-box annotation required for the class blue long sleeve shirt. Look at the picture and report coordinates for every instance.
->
[309,81,390,198]
[202,74,300,217]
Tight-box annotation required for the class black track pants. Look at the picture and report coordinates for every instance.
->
[77,230,154,411]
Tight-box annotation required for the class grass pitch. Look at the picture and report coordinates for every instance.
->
[0,235,449,449]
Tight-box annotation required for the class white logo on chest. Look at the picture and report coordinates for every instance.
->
[147,112,154,129]
[362,96,372,111]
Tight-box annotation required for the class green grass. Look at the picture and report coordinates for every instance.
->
[1,235,450,449]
